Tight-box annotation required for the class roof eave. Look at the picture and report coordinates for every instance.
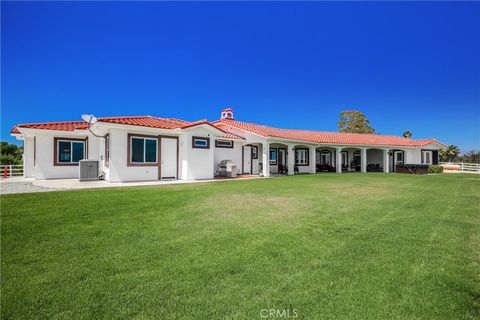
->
[181,122,228,136]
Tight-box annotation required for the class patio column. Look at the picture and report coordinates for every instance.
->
[287,144,295,175]
[262,142,270,177]
[361,148,367,173]
[383,149,390,173]
[336,147,342,173]
[309,146,316,174]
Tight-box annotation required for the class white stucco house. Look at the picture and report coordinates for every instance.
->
[11,108,447,182]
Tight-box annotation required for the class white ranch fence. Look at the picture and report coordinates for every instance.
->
[1,164,24,178]
[439,162,480,174]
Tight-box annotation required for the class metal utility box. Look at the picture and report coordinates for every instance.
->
[219,160,237,178]
[79,160,99,181]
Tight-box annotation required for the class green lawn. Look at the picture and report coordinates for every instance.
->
[1,174,479,319]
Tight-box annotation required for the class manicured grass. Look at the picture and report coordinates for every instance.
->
[1,174,479,319]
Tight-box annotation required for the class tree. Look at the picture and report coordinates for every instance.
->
[337,110,375,134]
[403,130,412,138]
[439,145,460,162]
[458,150,480,164]
[0,141,23,165]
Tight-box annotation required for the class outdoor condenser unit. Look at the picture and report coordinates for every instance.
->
[79,160,99,181]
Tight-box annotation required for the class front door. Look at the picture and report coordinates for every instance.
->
[243,146,252,174]
[278,148,286,173]
[393,151,404,172]
[422,150,432,165]
[161,138,177,179]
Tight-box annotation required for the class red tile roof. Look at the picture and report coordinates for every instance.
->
[97,116,188,129]
[12,116,198,133]
[214,119,445,147]
[12,120,88,132]
[10,126,20,134]
[221,132,245,140]
[11,115,445,148]
[179,119,232,136]
[180,119,209,129]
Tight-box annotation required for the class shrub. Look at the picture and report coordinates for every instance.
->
[429,165,444,174]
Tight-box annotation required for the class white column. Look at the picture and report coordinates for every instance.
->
[336,147,342,173]
[309,146,316,174]
[262,142,270,177]
[383,149,390,173]
[287,144,295,175]
[361,148,367,173]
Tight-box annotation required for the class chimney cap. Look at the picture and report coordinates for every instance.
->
[221,108,234,120]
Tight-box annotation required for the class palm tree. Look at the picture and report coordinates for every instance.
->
[440,145,460,162]
[403,130,412,138]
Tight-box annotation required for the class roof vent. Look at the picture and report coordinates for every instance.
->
[220,108,234,120]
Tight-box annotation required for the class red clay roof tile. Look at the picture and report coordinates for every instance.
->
[10,126,20,134]
[221,132,245,140]
[13,120,88,132]
[215,119,444,147]
[11,115,445,148]
[97,116,185,129]
[12,116,195,132]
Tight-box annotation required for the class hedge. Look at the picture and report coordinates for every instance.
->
[429,165,444,173]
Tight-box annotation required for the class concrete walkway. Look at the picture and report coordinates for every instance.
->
[1,175,263,194]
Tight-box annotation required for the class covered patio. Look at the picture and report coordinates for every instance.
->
[261,141,403,176]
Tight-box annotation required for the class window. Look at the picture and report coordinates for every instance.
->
[395,151,404,164]
[251,146,258,159]
[192,136,210,149]
[269,149,277,165]
[55,138,85,165]
[295,148,309,166]
[215,140,233,148]
[422,150,432,165]
[129,135,158,164]
[320,151,331,165]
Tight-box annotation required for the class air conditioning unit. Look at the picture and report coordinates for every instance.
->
[79,160,99,181]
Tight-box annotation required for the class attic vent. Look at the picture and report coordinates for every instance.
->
[221,108,234,120]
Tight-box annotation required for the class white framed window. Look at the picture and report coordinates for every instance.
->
[215,140,233,148]
[269,149,277,165]
[251,146,258,159]
[56,139,85,165]
[295,148,309,165]
[422,150,433,165]
[395,151,404,164]
[130,136,158,164]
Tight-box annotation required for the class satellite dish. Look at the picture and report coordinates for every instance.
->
[81,114,97,124]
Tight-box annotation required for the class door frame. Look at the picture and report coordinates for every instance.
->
[392,150,405,172]
[421,150,433,165]
[242,145,252,174]
[158,135,179,180]
[278,147,287,172]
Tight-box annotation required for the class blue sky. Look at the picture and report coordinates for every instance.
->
[2,2,479,151]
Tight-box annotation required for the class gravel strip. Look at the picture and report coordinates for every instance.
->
[0,182,67,195]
